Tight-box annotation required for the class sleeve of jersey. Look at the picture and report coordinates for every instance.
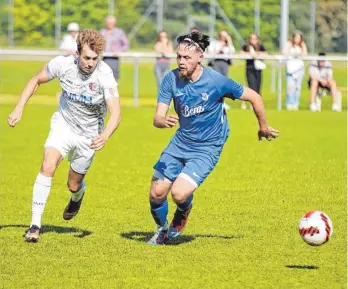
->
[46,56,65,80]
[157,72,174,105]
[217,74,244,100]
[103,71,119,100]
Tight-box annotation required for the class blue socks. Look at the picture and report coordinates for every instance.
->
[177,194,193,211]
[150,199,168,227]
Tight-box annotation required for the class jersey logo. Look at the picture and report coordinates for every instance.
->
[181,105,204,117]
[192,172,200,178]
[63,90,92,104]
[201,93,209,101]
[176,91,185,97]
[89,82,97,92]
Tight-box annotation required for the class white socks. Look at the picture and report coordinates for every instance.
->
[71,181,86,202]
[31,173,52,228]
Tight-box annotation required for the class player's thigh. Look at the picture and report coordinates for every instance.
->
[171,176,197,204]
[151,152,184,201]
[40,147,64,176]
[42,112,72,176]
[68,135,95,177]
[173,150,222,202]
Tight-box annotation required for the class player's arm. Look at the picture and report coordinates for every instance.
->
[239,87,279,141]
[153,72,178,129]
[91,97,121,151]
[8,64,51,127]
[153,102,179,128]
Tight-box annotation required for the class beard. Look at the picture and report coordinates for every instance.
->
[178,64,198,79]
[179,69,188,78]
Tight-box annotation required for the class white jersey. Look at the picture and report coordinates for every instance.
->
[46,55,118,138]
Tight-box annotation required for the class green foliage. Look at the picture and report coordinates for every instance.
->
[2,0,347,52]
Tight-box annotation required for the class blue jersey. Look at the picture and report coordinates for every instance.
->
[158,66,244,157]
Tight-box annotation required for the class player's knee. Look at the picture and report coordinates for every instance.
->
[171,193,187,205]
[67,180,82,193]
[150,188,167,203]
[41,161,57,176]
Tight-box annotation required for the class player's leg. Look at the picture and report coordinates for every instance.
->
[26,147,63,242]
[26,112,70,242]
[63,136,95,220]
[169,151,222,238]
[147,173,172,244]
[148,152,184,245]
[63,167,86,220]
[168,176,196,238]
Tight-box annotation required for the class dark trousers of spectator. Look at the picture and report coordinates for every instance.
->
[154,61,170,89]
[103,57,120,80]
[246,68,262,94]
[212,60,230,77]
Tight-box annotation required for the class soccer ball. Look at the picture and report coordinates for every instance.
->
[298,211,333,246]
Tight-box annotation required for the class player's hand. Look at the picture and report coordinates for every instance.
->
[8,108,23,127]
[91,133,108,151]
[113,51,119,57]
[164,115,179,128]
[258,126,279,142]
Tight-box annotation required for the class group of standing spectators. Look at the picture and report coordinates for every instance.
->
[60,16,129,82]
[59,20,340,112]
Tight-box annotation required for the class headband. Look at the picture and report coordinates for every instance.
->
[183,38,203,52]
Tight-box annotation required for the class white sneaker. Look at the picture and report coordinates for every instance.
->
[223,103,231,110]
[332,103,341,112]
[286,104,294,111]
[310,103,318,112]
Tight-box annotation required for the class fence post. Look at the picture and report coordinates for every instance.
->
[277,59,282,110]
[133,56,139,107]
[8,0,14,47]
[271,62,276,93]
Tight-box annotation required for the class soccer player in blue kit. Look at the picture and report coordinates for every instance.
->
[148,31,279,245]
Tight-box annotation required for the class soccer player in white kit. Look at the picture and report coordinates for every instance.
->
[7,29,121,243]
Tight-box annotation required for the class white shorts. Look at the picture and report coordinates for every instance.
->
[44,112,95,174]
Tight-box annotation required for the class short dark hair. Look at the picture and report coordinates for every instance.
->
[177,31,210,52]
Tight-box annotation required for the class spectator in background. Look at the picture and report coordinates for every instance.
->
[59,22,79,55]
[189,26,199,33]
[283,31,307,111]
[100,15,129,81]
[208,29,235,76]
[154,30,173,90]
[308,52,340,112]
[240,33,267,95]
[208,29,235,110]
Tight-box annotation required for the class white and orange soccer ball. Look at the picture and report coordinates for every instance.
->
[298,211,333,246]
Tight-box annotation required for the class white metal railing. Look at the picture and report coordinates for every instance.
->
[1,49,347,110]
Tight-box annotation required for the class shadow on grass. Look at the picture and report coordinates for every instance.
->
[120,231,243,246]
[0,224,92,238]
[285,265,319,270]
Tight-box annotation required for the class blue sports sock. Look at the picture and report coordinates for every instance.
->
[150,199,168,227]
[177,194,193,211]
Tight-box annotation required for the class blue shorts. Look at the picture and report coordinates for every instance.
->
[153,149,222,187]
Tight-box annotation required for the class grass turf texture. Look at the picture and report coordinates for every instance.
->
[0,103,346,288]
[0,60,347,110]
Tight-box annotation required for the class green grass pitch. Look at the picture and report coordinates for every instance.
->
[0,60,346,288]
